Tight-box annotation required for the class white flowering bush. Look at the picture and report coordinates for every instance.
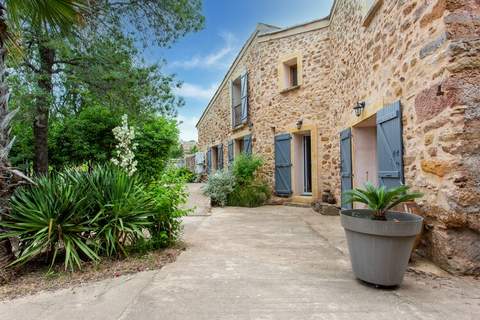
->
[111,114,138,176]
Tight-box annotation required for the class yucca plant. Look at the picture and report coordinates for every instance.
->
[87,165,154,257]
[343,183,423,220]
[0,170,99,271]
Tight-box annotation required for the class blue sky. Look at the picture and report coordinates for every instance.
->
[144,0,334,141]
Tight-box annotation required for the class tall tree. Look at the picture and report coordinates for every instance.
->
[26,0,204,174]
[0,0,87,279]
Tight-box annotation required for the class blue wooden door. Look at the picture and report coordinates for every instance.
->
[377,101,404,188]
[206,148,212,174]
[243,135,252,155]
[228,140,234,166]
[217,144,224,170]
[275,134,292,196]
[340,128,353,209]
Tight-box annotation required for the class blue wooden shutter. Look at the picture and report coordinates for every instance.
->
[228,140,234,166]
[206,148,212,174]
[340,128,353,209]
[230,81,235,127]
[377,101,404,188]
[243,135,252,155]
[217,144,224,170]
[275,134,292,196]
[240,71,248,123]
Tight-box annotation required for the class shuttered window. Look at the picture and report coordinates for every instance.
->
[240,71,248,123]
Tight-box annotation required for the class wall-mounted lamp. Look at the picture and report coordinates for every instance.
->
[353,101,365,117]
[248,121,254,129]
[296,119,303,130]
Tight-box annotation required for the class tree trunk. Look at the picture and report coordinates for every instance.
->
[0,6,15,280]
[33,42,55,174]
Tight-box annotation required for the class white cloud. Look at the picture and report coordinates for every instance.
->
[174,82,217,100]
[171,32,237,69]
[177,114,199,141]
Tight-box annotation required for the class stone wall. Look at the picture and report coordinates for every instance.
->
[325,0,479,274]
[196,0,480,274]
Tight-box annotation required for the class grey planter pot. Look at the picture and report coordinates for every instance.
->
[340,209,423,287]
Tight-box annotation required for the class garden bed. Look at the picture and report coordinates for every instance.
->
[0,243,186,301]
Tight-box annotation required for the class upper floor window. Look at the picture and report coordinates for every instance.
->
[279,53,302,92]
[231,71,248,128]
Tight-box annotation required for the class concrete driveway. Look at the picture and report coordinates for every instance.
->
[1,205,479,320]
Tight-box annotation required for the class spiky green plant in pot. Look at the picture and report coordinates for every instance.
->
[343,182,423,220]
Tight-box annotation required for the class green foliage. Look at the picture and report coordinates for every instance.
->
[232,154,263,185]
[343,183,423,220]
[227,182,271,208]
[135,117,181,178]
[0,165,189,270]
[49,105,120,169]
[86,166,154,256]
[145,169,189,247]
[0,170,99,271]
[189,145,198,154]
[227,154,270,207]
[170,167,196,183]
[203,170,236,207]
[203,155,271,208]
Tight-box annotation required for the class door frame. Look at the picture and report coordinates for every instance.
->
[287,124,319,202]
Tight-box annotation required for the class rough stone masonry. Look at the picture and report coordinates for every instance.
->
[196,0,480,275]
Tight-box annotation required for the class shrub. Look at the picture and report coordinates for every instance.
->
[0,164,189,270]
[203,170,235,207]
[0,170,99,271]
[231,154,263,185]
[227,154,270,207]
[169,167,196,183]
[87,165,154,256]
[227,181,271,208]
[145,170,189,248]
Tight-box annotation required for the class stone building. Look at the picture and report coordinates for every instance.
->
[196,0,480,274]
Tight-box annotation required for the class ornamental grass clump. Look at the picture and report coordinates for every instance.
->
[343,182,423,220]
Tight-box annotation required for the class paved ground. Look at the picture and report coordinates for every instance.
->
[184,183,211,216]
[1,194,479,319]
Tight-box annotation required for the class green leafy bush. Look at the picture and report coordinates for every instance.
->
[228,154,270,207]
[145,169,189,248]
[0,170,99,271]
[343,182,423,220]
[227,182,271,208]
[203,155,270,208]
[231,154,263,185]
[203,170,235,207]
[170,167,196,183]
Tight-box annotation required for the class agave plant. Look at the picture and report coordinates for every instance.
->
[87,165,154,257]
[343,182,423,220]
[0,170,99,271]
